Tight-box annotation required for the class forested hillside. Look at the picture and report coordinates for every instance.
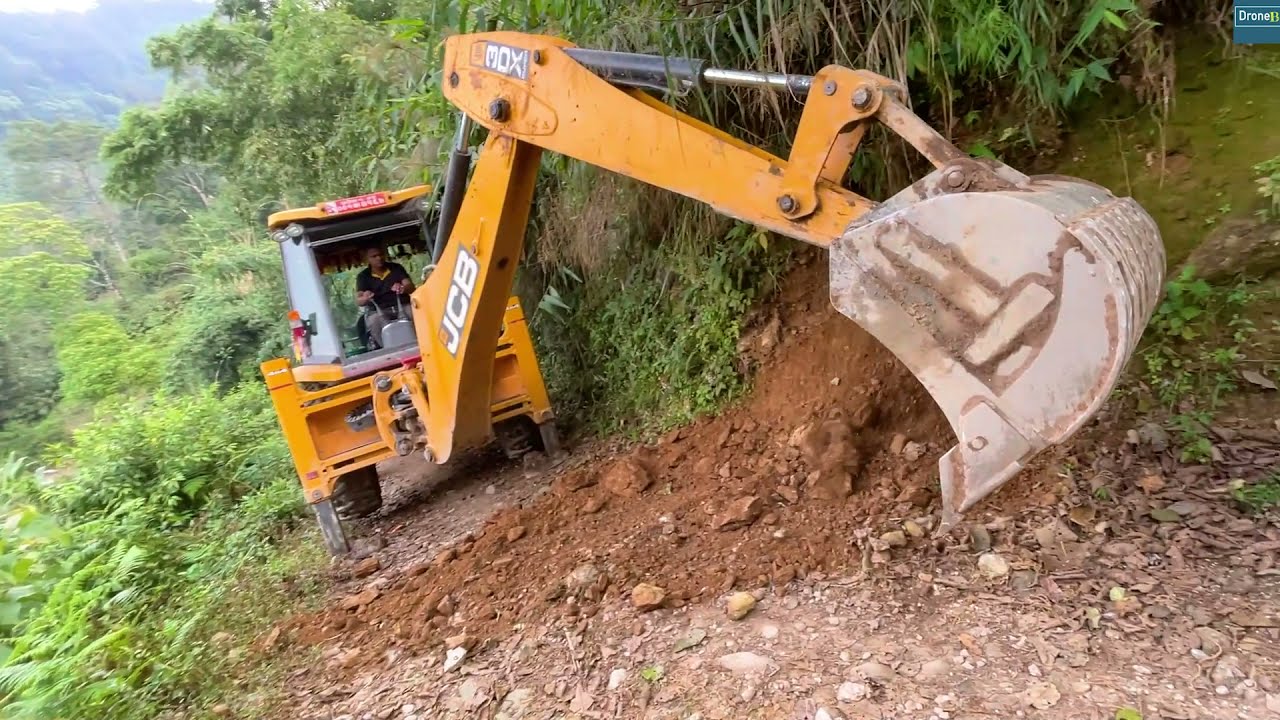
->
[0,0,1273,717]
[0,0,208,128]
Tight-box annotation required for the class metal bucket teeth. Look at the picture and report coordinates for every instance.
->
[828,165,1165,528]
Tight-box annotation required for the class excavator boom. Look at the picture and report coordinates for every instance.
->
[409,31,1165,527]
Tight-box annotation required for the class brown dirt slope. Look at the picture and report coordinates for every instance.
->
[278,256,956,665]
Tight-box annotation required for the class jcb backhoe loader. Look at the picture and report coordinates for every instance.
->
[264,30,1165,555]
[260,186,560,553]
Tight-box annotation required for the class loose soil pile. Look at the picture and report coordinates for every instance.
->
[280,255,958,670]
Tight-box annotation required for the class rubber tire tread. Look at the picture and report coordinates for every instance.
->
[331,465,383,519]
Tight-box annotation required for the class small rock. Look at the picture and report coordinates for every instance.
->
[566,563,602,592]
[726,592,756,620]
[903,520,925,539]
[497,687,533,719]
[351,555,381,578]
[350,535,386,558]
[608,668,627,690]
[776,485,799,504]
[582,495,607,514]
[434,547,457,566]
[897,485,933,508]
[1211,656,1246,687]
[901,441,926,461]
[1011,569,1039,590]
[443,646,467,672]
[853,661,895,682]
[740,684,757,702]
[1022,682,1061,709]
[788,423,813,447]
[814,709,844,720]
[977,553,1010,579]
[674,629,707,652]
[1136,422,1170,451]
[760,624,779,640]
[211,704,230,717]
[969,525,992,552]
[631,583,666,611]
[340,586,380,611]
[837,681,869,702]
[601,457,653,498]
[712,496,764,531]
[918,659,949,680]
[445,633,471,650]
[484,484,496,495]
[429,595,453,618]
[506,526,527,543]
[210,631,233,647]
[880,530,907,547]
[1195,626,1231,654]
[717,651,774,674]
[889,434,909,455]
[334,648,361,668]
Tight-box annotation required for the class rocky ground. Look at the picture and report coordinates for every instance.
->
[249,259,1280,720]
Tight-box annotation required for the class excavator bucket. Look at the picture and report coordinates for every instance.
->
[829,159,1165,528]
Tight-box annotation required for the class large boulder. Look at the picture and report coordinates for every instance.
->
[1182,219,1280,282]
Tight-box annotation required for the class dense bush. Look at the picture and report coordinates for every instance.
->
[0,386,318,719]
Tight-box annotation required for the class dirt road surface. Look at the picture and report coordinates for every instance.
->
[259,260,1280,720]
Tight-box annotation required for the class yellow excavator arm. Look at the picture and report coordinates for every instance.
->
[408,31,1165,527]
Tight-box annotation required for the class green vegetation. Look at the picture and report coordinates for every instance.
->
[1257,155,1280,221]
[0,0,1267,717]
[1233,473,1280,513]
[1055,40,1280,261]
[1137,264,1272,461]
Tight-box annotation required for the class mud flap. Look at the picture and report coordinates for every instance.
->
[829,160,1165,528]
[312,499,351,555]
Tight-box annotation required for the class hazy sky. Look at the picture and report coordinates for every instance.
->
[0,0,98,11]
[0,0,209,12]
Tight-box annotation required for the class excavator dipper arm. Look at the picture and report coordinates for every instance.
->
[410,31,1165,527]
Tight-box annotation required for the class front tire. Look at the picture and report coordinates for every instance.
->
[331,465,383,519]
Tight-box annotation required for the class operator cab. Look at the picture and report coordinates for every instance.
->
[267,186,438,384]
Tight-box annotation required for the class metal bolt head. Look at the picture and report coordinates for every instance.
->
[532,49,543,64]
[488,98,510,122]
[945,169,966,189]
[852,86,873,109]
[375,374,392,392]
[777,194,797,213]
[823,80,837,96]
[449,72,459,88]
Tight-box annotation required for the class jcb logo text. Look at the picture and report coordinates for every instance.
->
[440,248,479,356]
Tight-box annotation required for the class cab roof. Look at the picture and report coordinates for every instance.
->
[266,185,432,230]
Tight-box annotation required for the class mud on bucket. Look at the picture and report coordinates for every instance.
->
[828,161,1165,528]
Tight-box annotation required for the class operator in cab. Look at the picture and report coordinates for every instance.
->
[355,246,414,349]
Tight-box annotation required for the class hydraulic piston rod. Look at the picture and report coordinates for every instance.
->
[562,47,813,96]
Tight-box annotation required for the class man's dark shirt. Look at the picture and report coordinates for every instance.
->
[356,261,412,313]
